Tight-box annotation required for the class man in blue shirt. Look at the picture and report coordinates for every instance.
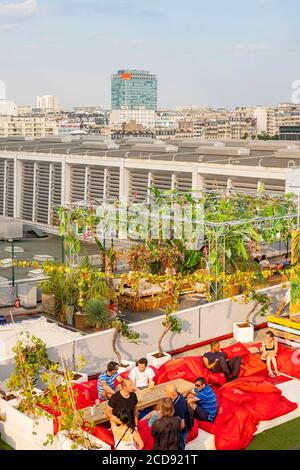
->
[165,383,189,450]
[97,361,122,401]
[187,377,217,422]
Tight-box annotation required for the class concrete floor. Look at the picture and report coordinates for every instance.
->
[0,235,100,281]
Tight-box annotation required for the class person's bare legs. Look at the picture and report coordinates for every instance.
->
[271,356,280,375]
[266,356,275,377]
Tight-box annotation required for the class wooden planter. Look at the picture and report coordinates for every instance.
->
[74,312,88,331]
[224,283,240,298]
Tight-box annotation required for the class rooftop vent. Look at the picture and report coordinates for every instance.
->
[132,143,178,153]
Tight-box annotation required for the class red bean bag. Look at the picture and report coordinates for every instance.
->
[214,398,257,450]
[93,425,114,448]
[277,345,300,379]
[186,420,199,443]
[239,354,267,377]
[198,420,216,434]
[208,373,227,386]
[156,356,208,385]
[73,380,98,408]
[211,376,298,450]
[138,420,155,450]
[221,342,250,360]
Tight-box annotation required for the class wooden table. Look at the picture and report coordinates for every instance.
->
[81,379,194,426]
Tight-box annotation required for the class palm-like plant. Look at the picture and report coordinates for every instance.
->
[84,299,111,330]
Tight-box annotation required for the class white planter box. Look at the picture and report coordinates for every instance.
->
[118,360,135,374]
[56,430,111,450]
[233,322,254,343]
[0,396,54,450]
[17,283,37,308]
[147,351,171,368]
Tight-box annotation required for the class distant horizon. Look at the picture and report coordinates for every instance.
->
[0,0,299,108]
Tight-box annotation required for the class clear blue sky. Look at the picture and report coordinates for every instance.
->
[0,0,299,108]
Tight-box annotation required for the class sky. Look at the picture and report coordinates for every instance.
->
[0,0,299,109]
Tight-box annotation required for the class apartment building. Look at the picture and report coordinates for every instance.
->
[0,117,57,138]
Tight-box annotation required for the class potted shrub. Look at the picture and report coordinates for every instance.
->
[111,318,140,373]
[41,361,110,451]
[147,311,182,368]
[40,279,55,315]
[74,311,88,331]
[84,299,111,332]
[3,333,57,449]
[233,292,272,343]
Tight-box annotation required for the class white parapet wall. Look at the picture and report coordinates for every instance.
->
[0,284,285,379]
[73,284,284,376]
[0,397,55,450]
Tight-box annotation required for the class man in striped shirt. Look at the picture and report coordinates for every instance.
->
[97,362,122,401]
[187,377,217,422]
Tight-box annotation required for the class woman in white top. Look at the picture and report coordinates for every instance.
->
[111,409,144,451]
[129,358,155,390]
[259,255,270,269]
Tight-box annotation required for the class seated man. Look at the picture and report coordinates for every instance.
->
[187,377,217,422]
[129,358,155,390]
[97,361,122,401]
[105,378,139,429]
[203,341,241,382]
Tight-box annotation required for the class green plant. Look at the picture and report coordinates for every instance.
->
[111,318,140,366]
[6,333,53,416]
[84,299,111,329]
[244,292,272,323]
[40,356,101,450]
[157,311,182,358]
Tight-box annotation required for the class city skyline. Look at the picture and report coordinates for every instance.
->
[0,0,299,108]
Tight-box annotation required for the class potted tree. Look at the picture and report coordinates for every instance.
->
[84,299,112,332]
[40,279,56,315]
[111,318,140,373]
[41,361,110,451]
[147,311,182,368]
[233,292,272,343]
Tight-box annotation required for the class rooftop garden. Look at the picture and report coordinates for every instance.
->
[22,188,299,333]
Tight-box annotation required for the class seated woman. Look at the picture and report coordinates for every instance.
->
[111,409,144,450]
[150,398,182,451]
[259,255,270,269]
[261,331,280,378]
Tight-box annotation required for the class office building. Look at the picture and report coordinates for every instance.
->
[111,70,157,111]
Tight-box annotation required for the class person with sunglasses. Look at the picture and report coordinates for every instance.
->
[187,377,217,423]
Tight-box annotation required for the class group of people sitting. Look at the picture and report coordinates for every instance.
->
[253,252,290,271]
[96,333,280,450]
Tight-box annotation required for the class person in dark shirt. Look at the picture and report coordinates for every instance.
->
[165,383,188,450]
[105,378,138,428]
[203,341,241,382]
